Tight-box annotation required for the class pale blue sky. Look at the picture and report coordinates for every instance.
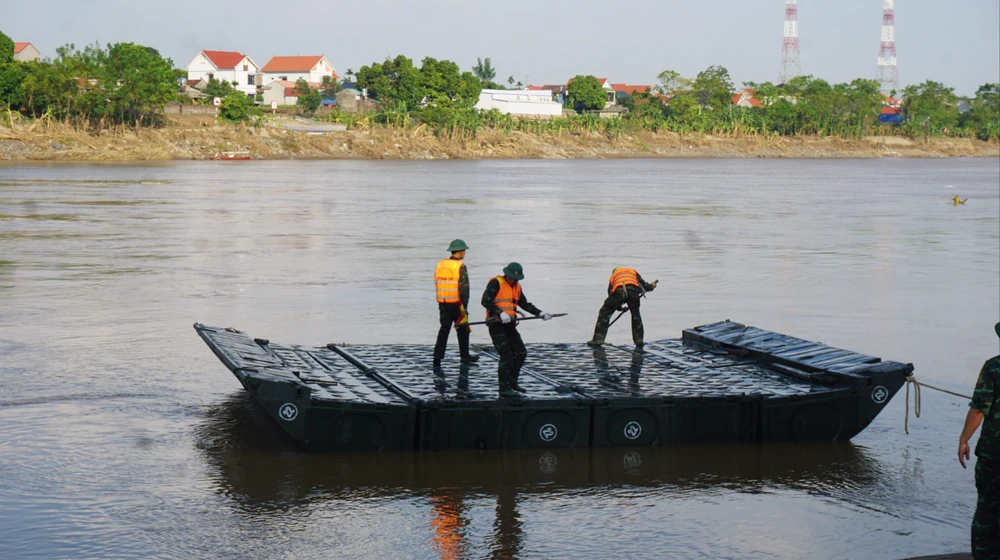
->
[6,0,999,95]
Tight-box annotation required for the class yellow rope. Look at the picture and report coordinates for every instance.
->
[904,375,973,435]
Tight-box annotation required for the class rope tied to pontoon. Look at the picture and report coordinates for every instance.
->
[904,375,973,435]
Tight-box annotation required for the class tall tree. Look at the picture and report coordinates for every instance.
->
[355,55,423,109]
[692,65,733,110]
[901,80,959,137]
[294,78,321,114]
[420,57,481,109]
[961,83,1000,140]
[655,70,690,98]
[472,57,496,84]
[99,42,176,127]
[320,75,340,97]
[0,30,13,64]
[567,75,606,112]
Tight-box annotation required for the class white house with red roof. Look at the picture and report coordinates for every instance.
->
[13,42,41,62]
[259,56,337,87]
[185,50,260,96]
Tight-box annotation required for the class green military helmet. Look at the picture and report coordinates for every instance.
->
[995,321,1000,338]
[503,262,524,280]
[447,239,469,252]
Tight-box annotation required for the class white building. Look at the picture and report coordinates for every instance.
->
[474,89,563,118]
[184,50,259,96]
[259,56,337,86]
[262,80,320,107]
[13,42,41,62]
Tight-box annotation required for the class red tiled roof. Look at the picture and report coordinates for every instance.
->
[881,106,902,115]
[267,80,321,97]
[262,56,327,73]
[881,93,900,106]
[202,50,248,70]
[611,84,652,96]
[732,89,764,108]
[13,42,31,54]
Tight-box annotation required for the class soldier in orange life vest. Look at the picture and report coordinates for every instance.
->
[434,239,478,367]
[481,262,552,397]
[587,267,658,347]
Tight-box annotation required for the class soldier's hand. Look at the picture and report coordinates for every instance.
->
[959,441,971,469]
[651,280,659,288]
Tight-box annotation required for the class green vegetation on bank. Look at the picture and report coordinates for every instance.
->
[0,32,996,142]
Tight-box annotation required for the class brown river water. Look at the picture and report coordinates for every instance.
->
[0,158,998,559]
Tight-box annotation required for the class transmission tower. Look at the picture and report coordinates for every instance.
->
[779,0,801,85]
[876,0,899,94]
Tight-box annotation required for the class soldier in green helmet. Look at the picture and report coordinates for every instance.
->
[434,239,477,368]
[481,262,552,397]
[959,321,1000,559]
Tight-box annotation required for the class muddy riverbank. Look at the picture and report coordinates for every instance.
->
[1,119,997,161]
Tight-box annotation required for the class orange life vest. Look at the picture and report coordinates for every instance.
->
[609,267,639,292]
[435,259,463,303]
[489,276,521,319]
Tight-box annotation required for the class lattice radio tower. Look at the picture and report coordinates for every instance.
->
[876,0,900,94]
[780,0,801,85]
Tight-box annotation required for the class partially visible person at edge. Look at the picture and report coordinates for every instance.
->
[481,263,551,397]
[433,239,478,368]
[958,321,1000,560]
[587,267,658,348]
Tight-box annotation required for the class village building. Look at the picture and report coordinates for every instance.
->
[185,50,259,96]
[13,42,41,62]
[731,88,764,108]
[262,80,320,107]
[259,56,337,87]
[611,84,653,98]
[474,89,563,118]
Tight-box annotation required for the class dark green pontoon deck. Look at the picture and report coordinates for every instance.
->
[194,320,913,452]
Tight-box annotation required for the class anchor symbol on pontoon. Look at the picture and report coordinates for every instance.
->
[278,403,298,421]
[872,386,889,404]
[624,421,642,440]
[539,423,558,441]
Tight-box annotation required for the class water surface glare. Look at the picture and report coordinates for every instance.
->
[1,158,998,559]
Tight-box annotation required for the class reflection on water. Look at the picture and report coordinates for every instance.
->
[196,392,901,559]
[1,159,997,559]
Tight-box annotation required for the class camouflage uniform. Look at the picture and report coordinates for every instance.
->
[481,277,542,393]
[589,270,657,346]
[971,354,1000,559]
[434,258,471,365]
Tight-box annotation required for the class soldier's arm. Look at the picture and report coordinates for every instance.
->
[636,273,656,292]
[517,290,542,316]
[459,264,470,307]
[481,278,502,316]
[959,358,997,467]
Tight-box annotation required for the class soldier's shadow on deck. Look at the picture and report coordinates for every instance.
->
[197,393,898,559]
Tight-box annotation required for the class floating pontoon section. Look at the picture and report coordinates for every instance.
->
[194,320,912,451]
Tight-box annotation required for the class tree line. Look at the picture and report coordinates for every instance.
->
[0,30,996,141]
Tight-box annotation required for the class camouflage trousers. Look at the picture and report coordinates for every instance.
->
[591,287,644,345]
[488,324,526,390]
[434,303,470,363]
[973,459,1000,559]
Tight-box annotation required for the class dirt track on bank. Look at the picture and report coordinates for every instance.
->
[1,119,997,161]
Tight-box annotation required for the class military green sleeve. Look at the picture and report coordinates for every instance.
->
[482,278,502,316]
[459,264,470,307]
[971,357,1000,415]
[636,272,656,292]
[517,289,542,316]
